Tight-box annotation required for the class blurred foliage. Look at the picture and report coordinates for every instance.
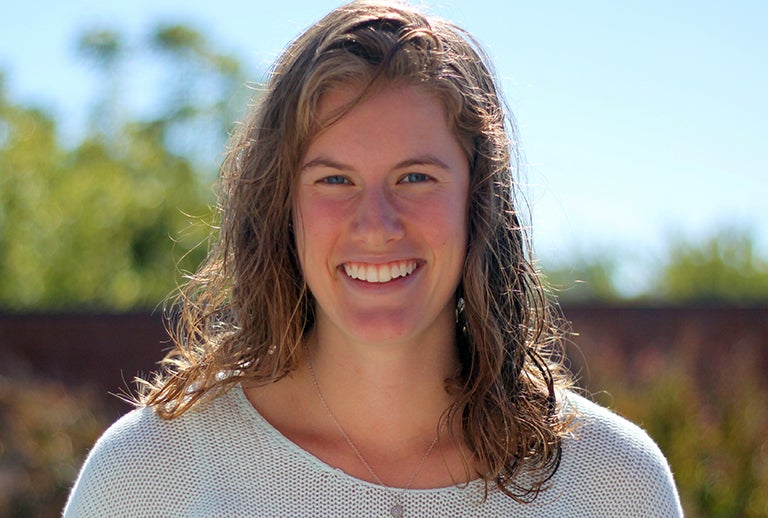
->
[78,30,123,65]
[77,22,248,160]
[0,374,112,516]
[585,336,768,516]
[0,23,251,311]
[655,227,768,304]
[544,227,768,304]
[0,81,211,310]
[543,249,622,303]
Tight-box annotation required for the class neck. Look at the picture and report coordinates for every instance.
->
[303,314,460,445]
[243,312,475,489]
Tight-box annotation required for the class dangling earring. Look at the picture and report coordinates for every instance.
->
[455,296,468,337]
[455,297,465,324]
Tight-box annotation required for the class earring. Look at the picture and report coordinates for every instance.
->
[455,297,465,324]
[455,297,468,337]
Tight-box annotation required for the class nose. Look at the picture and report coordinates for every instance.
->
[350,186,405,245]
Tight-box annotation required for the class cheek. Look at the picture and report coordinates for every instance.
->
[293,196,343,260]
[429,196,469,249]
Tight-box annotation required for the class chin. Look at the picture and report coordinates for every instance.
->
[338,310,426,345]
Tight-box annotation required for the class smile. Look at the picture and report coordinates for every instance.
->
[342,260,420,283]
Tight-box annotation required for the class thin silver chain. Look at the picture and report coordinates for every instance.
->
[306,348,440,517]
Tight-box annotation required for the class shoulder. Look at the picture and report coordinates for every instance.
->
[552,391,683,516]
[562,391,668,463]
[63,387,252,517]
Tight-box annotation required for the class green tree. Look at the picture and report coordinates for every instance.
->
[77,29,125,140]
[77,24,247,168]
[543,250,622,303]
[655,227,768,304]
[542,227,768,304]
[0,22,252,310]
[0,81,66,307]
[148,24,248,169]
[0,82,212,310]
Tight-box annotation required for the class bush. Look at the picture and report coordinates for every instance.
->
[0,375,112,516]
[583,337,768,517]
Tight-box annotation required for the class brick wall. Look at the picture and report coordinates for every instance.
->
[2,306,766,412]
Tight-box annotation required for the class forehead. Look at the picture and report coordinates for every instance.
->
[298,81,468,185]
[307,80,468,154]
[303,83,463,164]
[314,81,434,122]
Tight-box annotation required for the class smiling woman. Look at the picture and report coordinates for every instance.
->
[64,1,682,516]
[294,84,469,346]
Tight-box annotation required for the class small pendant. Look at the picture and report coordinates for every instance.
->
[390,503,404,517]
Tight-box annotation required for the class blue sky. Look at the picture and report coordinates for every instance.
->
[2,1,766,290]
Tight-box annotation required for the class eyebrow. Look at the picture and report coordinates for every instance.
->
[393,155,451,171]
[300,154,452,173]
[300,157,354,173]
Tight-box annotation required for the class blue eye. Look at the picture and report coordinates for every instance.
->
[321,175,350,185]
[401,173,430,183]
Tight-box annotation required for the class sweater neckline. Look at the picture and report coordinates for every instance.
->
[229,383,485,495]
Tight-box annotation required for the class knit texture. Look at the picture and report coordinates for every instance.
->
[64,386,682,517]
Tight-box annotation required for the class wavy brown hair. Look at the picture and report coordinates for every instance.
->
[138,0,572,502]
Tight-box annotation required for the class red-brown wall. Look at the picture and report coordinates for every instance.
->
[2,306,766,412]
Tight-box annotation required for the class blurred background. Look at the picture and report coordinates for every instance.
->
[1,1,766,516]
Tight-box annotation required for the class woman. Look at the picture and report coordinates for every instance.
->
[65,1,682,516]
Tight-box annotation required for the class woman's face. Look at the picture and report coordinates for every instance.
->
[293,83,470,346]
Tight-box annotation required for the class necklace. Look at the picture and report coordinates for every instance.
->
[306,350,440,518]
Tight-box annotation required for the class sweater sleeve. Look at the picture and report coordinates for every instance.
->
[62,406,198,518]
[560,393,684,517]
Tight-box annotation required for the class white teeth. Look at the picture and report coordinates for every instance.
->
[343,261,418,283]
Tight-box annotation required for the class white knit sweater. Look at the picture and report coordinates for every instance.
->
[64,386,682,517]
